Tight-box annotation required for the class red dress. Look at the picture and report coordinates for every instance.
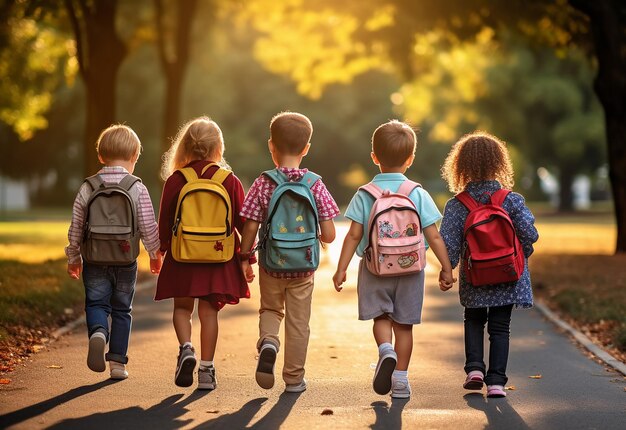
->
[155,160,251,309]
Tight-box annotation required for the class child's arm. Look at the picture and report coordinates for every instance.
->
[319,219,336,244]
[423,224,456,291]
[66,186,88,280]
[332,221,363,292]
[240,219,260,283]
[137,183,162,274]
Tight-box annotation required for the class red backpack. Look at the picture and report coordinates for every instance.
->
[456,189,524,286]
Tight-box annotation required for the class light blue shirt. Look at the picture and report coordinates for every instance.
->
[345,173,443,257]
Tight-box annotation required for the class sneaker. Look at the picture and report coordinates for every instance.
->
[198,365,216,390]
[87,331,107,373]
[373,349,397,395]
[285,378,307,393]
[255,342,277,389]
[463,370,484,390]
[391,378,411,399]
[175,345,197,387]
[110,361,128,380]
[487,385,507,398]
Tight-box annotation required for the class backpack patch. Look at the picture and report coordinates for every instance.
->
[171,164,235,263]
[361,180,426,277]
[456,189,525,286]
[81,174,141,265]
[258,169,320,272]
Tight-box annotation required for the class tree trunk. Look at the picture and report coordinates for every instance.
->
[570,0,626,253]
[558,169,575,212]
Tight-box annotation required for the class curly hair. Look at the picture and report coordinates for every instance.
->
[161,116,228,180]
[441,131,514,193]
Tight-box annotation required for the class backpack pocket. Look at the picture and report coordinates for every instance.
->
[173,225,234,263]
[464,247,523,286]
[263,232,319,272]
[83,225,139,265]
[366,236,426,276]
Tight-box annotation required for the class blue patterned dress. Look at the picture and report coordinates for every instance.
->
[440,181,539,309]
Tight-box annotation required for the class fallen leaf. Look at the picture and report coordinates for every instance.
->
[46,365,63,369]
[505,386,516,391]
[206,410,219,414]
[321,409,334,416]
[330,356,338,359]
[0,379,11,385]
[529,374,542,379]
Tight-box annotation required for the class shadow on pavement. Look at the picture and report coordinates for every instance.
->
[44,392,212,429]
[370,398,409,430]
[0,379,118,428]
[192,397,267,429]
[463,393,530,430]
[248,392,302,429]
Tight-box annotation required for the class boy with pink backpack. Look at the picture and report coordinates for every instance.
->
[333,120,454,399]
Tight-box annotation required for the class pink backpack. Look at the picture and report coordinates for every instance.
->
[360,180,426,277]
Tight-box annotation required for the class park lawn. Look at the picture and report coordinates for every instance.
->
[0,220,153,374]
[530,211,626,360]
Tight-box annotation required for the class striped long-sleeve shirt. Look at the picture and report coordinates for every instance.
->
[65,166,160,264]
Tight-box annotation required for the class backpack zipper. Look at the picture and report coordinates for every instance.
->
[172,189,231,236]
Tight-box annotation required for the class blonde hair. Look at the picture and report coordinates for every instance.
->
[161,116,228,180]
[269,111,312,155]
[96,124,141,162]
[372,120,416,168]
[441,131,514,193]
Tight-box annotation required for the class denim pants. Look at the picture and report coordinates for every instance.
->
[464,304,514,386]
[83,262,137,364]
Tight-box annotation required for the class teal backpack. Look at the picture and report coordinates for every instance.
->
[258,169,321,272]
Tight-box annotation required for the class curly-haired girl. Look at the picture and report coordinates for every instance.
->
[439,131,539,398]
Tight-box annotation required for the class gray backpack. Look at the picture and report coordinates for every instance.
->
[80,174,141,265]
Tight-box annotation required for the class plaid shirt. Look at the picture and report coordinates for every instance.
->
[65,166,160,265]
[240,167,339,278]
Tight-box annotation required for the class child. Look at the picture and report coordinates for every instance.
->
[155,116,252,390]
[239,111,339,393]
[332,120,454,399]
[439,131,539,398]
[65,124,162,380]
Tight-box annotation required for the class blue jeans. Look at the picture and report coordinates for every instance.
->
[83,262,137,364]
[464,304,513,386]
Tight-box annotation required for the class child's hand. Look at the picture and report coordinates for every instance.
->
[241,260,255,283]
[67,263,81,279]
[332,270,346,292]
[438,269,456,291]
[150,252,163,275]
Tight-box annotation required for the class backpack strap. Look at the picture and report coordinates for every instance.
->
[179,167,199,183]
[118,174,141,191]
[300,171,321,189]
[84,174,104,191]
[455,191,480,211]
[396,180,422,196]
[359,182,384,199]
[262,168,287,185]
[201,162,232,184]
[490,189,511,207]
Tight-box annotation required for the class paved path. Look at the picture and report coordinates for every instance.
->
[1,226,625,429]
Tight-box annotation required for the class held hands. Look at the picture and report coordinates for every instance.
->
[241,260,255,283]
[150,250,164,275]
[332,270,346,292]
[67,263,81,280]
[439,269,456,291]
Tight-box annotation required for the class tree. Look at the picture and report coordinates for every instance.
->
[64,0,127,175]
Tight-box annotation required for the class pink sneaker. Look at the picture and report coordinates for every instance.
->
[487,385,507,398]
[463,370,484,390]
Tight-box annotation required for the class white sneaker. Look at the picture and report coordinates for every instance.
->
[198,366,216,390]
[110,361,128,380]
[373,349,397,395]
[87,331,106,373]
[255,342,277,389]
[391,378,411,399]
[285,378,307,393]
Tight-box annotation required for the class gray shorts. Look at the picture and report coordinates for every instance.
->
[357,259,425,324]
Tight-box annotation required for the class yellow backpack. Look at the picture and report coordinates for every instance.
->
[171,163,235,263]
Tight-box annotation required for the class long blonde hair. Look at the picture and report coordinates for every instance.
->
[441,131,514,193]
[161,116,229,180]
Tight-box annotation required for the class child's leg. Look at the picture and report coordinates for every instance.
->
[173,297,196,345]
[464,307,488,375]
[257,270,285,351]
[283,275,314,385]
[373,316,393,346]
[197,299,219,362]
[391,322,413,371]
[485,304,514,386]
[82,263,113,338]
[106,263,137,364]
